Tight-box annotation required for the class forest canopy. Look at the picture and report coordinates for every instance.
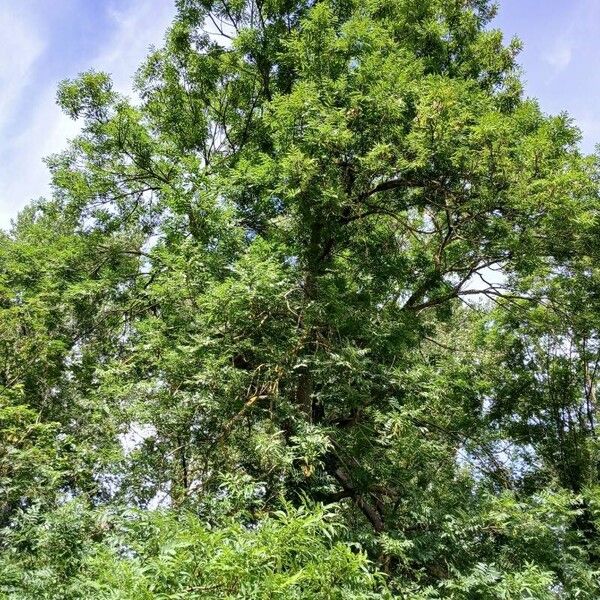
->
[1,0,600,597]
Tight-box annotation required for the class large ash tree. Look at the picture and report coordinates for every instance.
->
[2,0,600,597]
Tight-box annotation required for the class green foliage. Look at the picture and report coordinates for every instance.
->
[2,0,600,597]
[0,503,385,599]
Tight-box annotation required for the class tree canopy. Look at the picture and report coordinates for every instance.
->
[2,0,600,597]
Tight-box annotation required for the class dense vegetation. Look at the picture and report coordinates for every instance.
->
[1,0,600,597]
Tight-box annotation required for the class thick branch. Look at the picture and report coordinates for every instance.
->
[325,453,385,533]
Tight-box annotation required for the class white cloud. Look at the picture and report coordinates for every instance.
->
[94,0,174,95]
[0,91,78,227]
[0,6,44,131]
[544,39,573,71]
[0,5,47,227]
[0,0,175,229]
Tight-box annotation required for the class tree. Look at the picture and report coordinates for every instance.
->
[1,0,600,597]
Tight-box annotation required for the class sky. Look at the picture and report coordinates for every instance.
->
[0,0,175,229]
[0,0,599,229]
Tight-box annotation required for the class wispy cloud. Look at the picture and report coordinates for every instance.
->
[0,6,44,130]
[0,5,47,225]
[0,0,175,229]
[95,1,174,94]
[543,39,573,71]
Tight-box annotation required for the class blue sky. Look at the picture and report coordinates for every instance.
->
[0,0,175,228]
[0,0,598,228]
[494,0,600,150]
